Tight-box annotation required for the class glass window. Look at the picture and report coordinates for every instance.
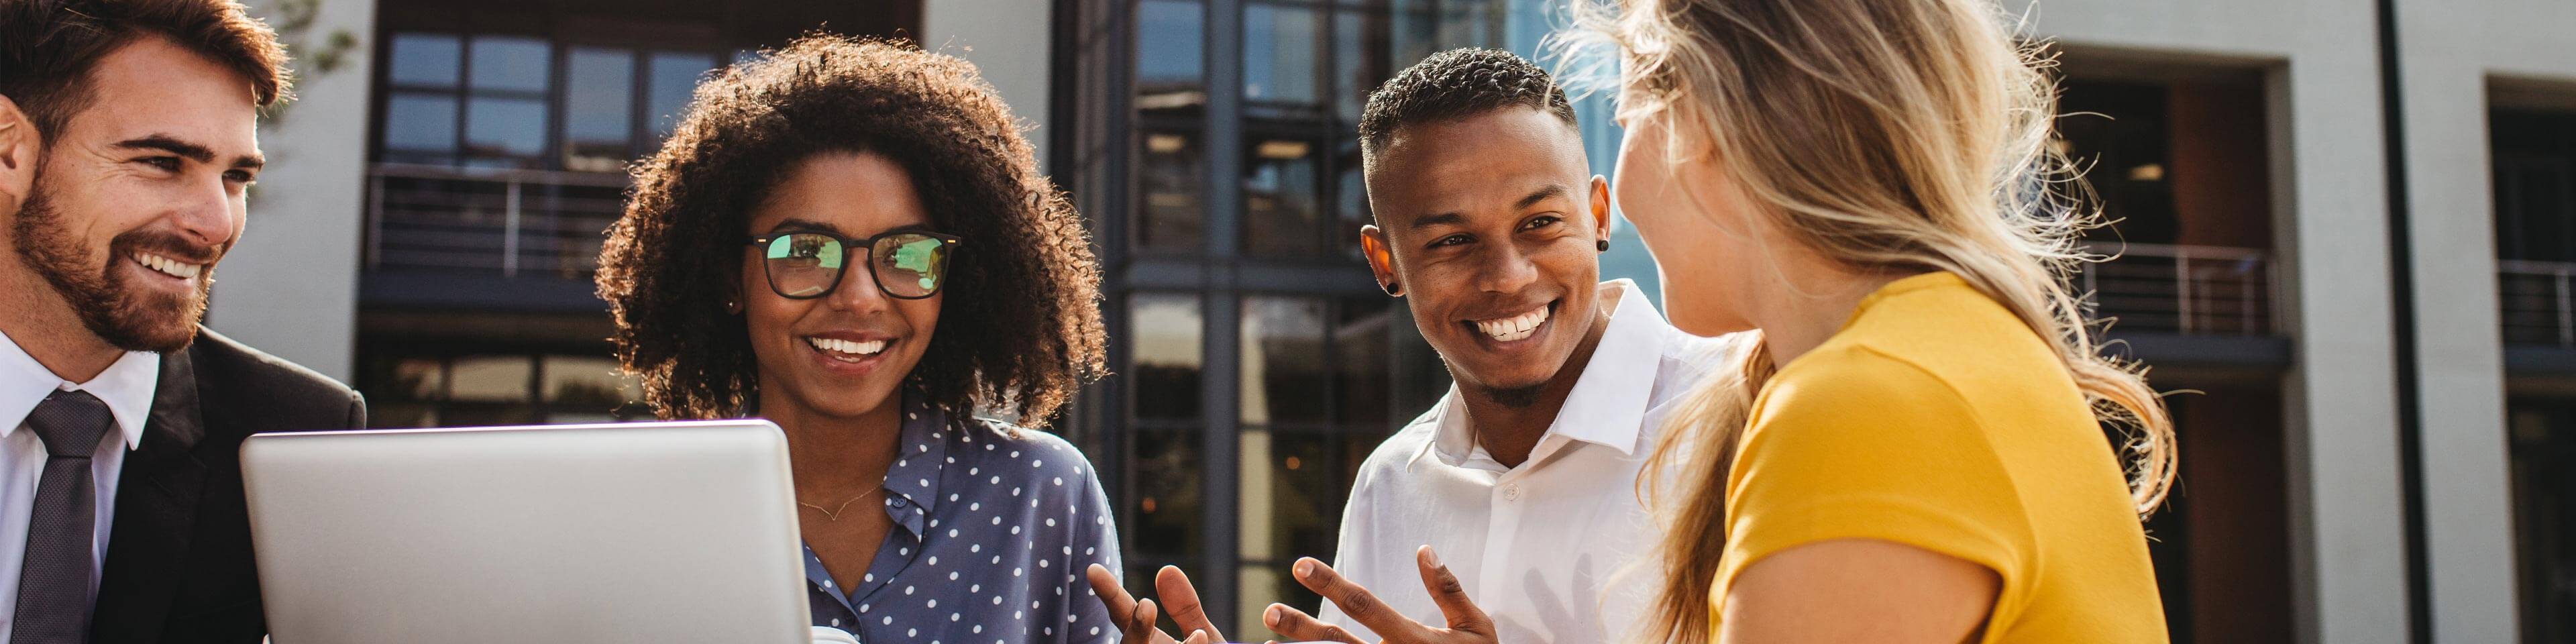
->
[469,36,552,93]
[464,97,549,159]
[648,52,718,138]
[542,355,638,420]
[563,48,637,172]
[1135,0,1205,92]
[1237,427,1354,626]
[388,33,462,88]
[1332,9,1383,123]
[1242,136,1326,256]
[1131,294,1205,420]
[382,93,458,154]
[1130,425,1205,561]
[1138,128,1205,252]
[447,355,532,402]
[2510,401,2576,641]
[1240,296,1328,425]
[1333,297,1393,425]
[1244,4,1320,105]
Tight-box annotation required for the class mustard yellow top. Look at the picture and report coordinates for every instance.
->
[1709,272,2166,642]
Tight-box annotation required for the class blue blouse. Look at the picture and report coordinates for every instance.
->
[802,393,1122,644]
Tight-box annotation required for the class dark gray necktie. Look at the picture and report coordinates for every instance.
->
[13,390,110,644]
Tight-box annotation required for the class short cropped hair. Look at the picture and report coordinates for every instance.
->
[0,0,292,139]
[596,36,1108,425]
[1357,48,1576,160]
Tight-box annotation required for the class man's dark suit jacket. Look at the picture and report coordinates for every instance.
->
[82,327,364,644]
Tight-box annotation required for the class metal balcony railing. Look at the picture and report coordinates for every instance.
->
[2078,242,2277,337]
[2501,260,2576,347]
[364,163,629,279]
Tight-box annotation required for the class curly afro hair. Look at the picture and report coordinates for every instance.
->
[1357,48,1576,162]
[596,35,1107,425]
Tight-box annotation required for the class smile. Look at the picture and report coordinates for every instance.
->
[130,252,205,280]
[805,335,889,362]
[1469,303,1551,342]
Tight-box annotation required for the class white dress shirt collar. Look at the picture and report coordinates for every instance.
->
[0,329,159,450]
[1416,278,1674,469]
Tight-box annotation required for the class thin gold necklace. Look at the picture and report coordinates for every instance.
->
[796,488,885,522]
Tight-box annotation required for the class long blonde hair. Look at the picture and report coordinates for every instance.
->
[1565,1,2176,641]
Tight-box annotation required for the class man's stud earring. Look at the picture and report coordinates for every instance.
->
[1597,239,1611,252]
[1379,280,1403,297]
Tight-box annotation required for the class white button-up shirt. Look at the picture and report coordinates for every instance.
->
[1322,280,1726,644]
[0,330,158,643]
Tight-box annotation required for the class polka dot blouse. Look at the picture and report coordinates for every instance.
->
[804,392,1122,644]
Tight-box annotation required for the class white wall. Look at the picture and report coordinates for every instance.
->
[922,0,1057,170]
[209,0,376,383]
[2006,1,2415,641]
[2395,0,2576,641]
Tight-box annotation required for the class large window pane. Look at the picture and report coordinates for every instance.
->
[564,48,637,172]
[1137,128,1205,252]
[382,93,458,154]
[468,36,551,93]
[448,355,531,402]
[1131,294,1204,420]
[1240,296,1328,425]
[2512,401,2576,641]
[648,52,718,138]
[1135,0,1204,92]
[543,355,639,421]
[1244,4,1319,105]
[388,33,462,88]
[464,97,548,159]
[1130,426,1205,561]
[1334,297,1393,426]
[1236,427,1351,627]
[1242,136,1326,256]
[1332,9,1385,123]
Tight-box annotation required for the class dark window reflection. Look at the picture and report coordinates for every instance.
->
[1138,128,1206,251]
[1241,297,1329,425]
[1243,136,1325,256]
[388,34,461,88]
[358,351,645,429]
[1131,294,1205,420]
[2509,400,2576,643]
[1244,3,1319,105]
[1130,425,1207,561]
[1136,0,1205,91]
[649,52,718,138]
[564,48,638,172]
[469,36,551,93]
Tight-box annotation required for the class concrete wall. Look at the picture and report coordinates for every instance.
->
[2004,1,2414,641]
[209,0,376,383]
[2395,0,2576,641]
[922,0,1057,170]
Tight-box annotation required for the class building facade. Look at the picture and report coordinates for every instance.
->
[204,0,2573,641]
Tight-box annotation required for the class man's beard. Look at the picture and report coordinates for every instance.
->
[12,185,218,353]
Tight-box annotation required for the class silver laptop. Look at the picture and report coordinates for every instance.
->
[242,420,810,644]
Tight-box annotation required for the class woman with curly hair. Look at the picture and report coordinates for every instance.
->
[595,36,1118,642]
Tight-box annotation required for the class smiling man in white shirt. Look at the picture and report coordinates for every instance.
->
[1085,49,1722,644]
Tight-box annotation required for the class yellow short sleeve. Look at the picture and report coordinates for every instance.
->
[1713,345,2036,604]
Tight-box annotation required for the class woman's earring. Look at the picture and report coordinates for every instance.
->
[1597,239,1611,252]
[724,299,740,314]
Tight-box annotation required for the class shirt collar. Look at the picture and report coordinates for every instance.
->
[0,329,158,450]
[1410,279,1674,467]
[879,388,950,537]
[1542,279,1670,456]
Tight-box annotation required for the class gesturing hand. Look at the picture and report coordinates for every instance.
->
[1085,564,1223,644]
[1260,546,1498,644]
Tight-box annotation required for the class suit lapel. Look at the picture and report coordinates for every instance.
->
[89,347,209,644]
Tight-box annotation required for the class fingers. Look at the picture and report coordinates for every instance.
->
[1156,566,1226,643]
[1412,545,1493,634]
[1261,602,1367,644]
[1122,598,1162,644]
[1088,564,1141,621]
[1181,629,1214,644]
[1290,557,1427,641]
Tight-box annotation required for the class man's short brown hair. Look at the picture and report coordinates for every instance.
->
[0,0,293,140]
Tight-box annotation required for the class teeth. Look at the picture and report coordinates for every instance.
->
[131,252,203,280]
[805,336,888,358]
[1471,306,1550,341]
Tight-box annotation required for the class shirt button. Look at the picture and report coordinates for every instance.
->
[1503,484,1520,501]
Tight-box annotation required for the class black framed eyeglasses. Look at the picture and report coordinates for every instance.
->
[745,229,963,300]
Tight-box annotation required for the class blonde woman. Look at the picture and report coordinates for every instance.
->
[1580,0,2178,642]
